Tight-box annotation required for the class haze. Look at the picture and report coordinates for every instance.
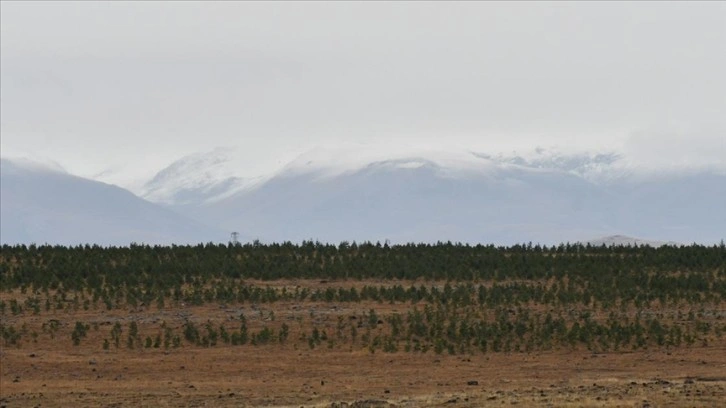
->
[2,1,724,184]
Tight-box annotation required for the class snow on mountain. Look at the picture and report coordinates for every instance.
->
[140,145,724,245]
[280,144,501,178]
[473,148,630,183]
[137,144,505,207]
[5,145,722,246]
[139,144,629,207]
[89,165,154,196]
[138,147,266,206]
[171,153,617,245]
[0,158,228,246]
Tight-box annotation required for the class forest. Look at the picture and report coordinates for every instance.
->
[1,241,725,355]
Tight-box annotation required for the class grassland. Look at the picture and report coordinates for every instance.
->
[1,243,725,406]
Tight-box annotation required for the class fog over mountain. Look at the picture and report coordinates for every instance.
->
[4,2,725,183]
[139,147,265,206]
[2,3,724,246]
[129,146,726,246]
[0,158,226,246]
[2,146,724,246]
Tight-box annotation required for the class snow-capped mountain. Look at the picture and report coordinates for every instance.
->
[0,158,227,246]
[472,149,629,183]
[181,157,612,245]
[157,146,725,245]
[139,145,633,208]
[138,147,265,206]
[4,146,724,246]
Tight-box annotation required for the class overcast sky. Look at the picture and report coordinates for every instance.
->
[2,1,725,181]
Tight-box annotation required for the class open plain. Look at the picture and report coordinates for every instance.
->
[2,289,726,407]
[2,243,725,407]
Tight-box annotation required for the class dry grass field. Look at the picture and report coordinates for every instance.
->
[2,282,725,408]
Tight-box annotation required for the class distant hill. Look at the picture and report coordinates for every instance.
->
[4,146,725,246]
[0,158,227,246]
[153,148,725,245]
[583,235,681,247]
[138,147,264,206]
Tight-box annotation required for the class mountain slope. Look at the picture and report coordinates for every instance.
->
[8,147,721,246]
[606,173,726,244]
[138,147,264,206]
[0,158,227,246]
[177,156,612,244]
[170,151,725,245]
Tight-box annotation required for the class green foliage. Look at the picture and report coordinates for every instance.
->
[251,326,274,345]
[279,323,289,343]
[110,322,122,348]
[0,242,723,354]
[1,324,22,346]
[71,321,90,346]
[2,242,723,295]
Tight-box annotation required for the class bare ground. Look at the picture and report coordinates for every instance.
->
[2,287,725,407]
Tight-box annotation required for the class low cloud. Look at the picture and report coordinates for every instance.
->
[621,128,726,175]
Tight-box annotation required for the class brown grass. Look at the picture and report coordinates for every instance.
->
[2,281,725,408]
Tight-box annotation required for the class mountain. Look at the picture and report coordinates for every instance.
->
[141,146,629,207]
[138,147,264,206]
[185,157,611,244]
[156,147,723,245]
[0,158,227,246]
[7,146,722,246]
[584,235,681,247]
[472,149,627,183]
[604,172,726,245]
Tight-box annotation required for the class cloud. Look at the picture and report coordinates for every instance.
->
[621,127,726,174]
[1,2,724,182]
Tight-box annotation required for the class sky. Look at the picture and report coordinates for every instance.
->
[1,1,725,185]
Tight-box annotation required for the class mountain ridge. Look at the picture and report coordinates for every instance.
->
[170,153,724,245]
[583,235,682,248]
[2,148,724,246]
[138,146,628,207]
[0,158,228,246]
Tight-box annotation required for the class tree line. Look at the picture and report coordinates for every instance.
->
[2,241,724,290]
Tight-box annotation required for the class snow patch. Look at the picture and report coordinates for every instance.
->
[139,147,270,205]
[395,161,427,169]
[279,144,500,179]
